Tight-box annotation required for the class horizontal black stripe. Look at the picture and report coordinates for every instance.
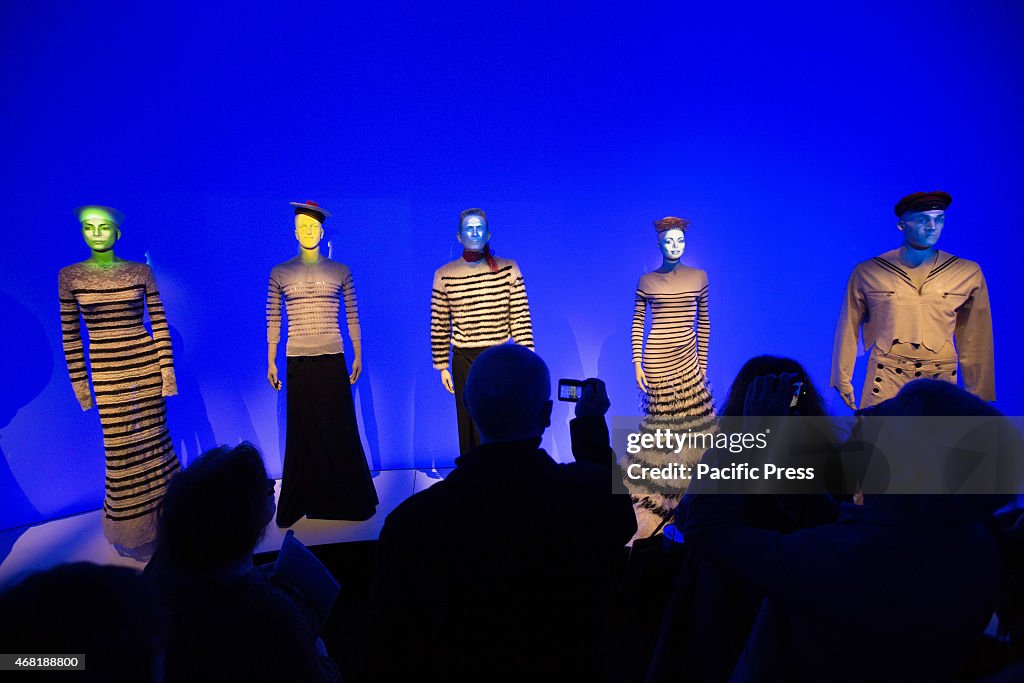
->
[71,284,145,295]
[106,435,173,462]
[440,265,513,281]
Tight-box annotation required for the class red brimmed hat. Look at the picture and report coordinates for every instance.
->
[654,216,690,233]
[289,200,331,220]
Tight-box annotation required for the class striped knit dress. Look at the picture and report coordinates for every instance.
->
[627,265,715,536]
[59,261,181,551]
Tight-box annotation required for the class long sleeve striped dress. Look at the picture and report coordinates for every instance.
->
[631,265,714,423]
[58,260,181,550]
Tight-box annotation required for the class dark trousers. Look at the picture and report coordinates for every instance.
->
[277,354,378,527]
[452,346,492,455]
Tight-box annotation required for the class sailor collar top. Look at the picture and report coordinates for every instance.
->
[831,249,994,401]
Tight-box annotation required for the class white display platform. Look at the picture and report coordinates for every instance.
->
[0,468,452,590]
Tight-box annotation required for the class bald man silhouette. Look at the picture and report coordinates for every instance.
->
[369,344,636,682]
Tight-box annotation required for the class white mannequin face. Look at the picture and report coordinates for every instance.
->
[899,210,945,249]
[658,228,686,261]
[294,213,325,250]
[457,215,490,252]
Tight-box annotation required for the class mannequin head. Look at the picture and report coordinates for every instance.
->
[893,191,951,250]
[658,228,686,261]
[653,216,689,262]
[457,208,490,252]
[898,210,945,250]
[294,211,325,251]
[76,205,122,254]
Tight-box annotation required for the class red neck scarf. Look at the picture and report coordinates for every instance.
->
[463,244,499,272]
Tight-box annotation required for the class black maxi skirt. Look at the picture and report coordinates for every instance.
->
[276,354,378,527]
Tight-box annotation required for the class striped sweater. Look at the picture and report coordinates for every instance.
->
[631,266,710,379]
[430,256,534,370]
[267,256,360,357]
[59,261,177,410]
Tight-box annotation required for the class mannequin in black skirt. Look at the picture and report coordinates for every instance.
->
[266,200,378,526]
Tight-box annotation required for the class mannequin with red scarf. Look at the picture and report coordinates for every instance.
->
[430,208,535,453]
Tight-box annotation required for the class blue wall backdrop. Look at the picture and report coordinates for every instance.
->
[2,1,1022,531]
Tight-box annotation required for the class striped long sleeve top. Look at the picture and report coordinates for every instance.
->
[430,256,534,370]
[58,261,177,411]
[631,266,710,379]
[267,256,361,357]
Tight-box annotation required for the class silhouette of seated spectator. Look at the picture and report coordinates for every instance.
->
[0,562,165,683]
[980,512,1024,678]
[368,344,636,682]
[649,356,842,682]
[680,378,1017,682]
[145,442,339,683]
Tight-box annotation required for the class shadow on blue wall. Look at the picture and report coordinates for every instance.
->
[165,326,217,468]
[0,290,49,562]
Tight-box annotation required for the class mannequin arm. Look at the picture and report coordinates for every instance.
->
[430,270,451,372]
[955,271,995,401]
[58,270,93,410]
[349,338,362,384]
[697,279,710,378]
[509,262,534,350]
[440,369,454,394]
[830,271,864,409]
[145,267,177,397]
[268,342,281,390]
[634,362,649,393]
[631,288,647,392]
[267,272,283,390]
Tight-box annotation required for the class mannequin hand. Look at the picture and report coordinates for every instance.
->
[268,363,282,391]
[440,369,455,394]
[576,379,610,418]
[836,385,856,410]
[349,357,362,384]
[634,364,649,393]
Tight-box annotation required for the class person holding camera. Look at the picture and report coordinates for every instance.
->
[369,345,635,682]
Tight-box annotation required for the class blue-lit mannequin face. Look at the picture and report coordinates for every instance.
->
[80,212,121,253]
[658,228,686,261]
[899,210,945,249]
[457,215,490,252]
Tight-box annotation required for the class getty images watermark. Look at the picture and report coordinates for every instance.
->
[623,427,813,482]
[611,416,1024,496]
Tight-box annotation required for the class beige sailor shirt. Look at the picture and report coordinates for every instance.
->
[831,249,994,401]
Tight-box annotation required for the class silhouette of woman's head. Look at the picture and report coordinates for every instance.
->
[720,355,827,421]
[158,442,273,570]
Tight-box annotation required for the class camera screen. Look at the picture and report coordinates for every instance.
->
[559,382,583,401]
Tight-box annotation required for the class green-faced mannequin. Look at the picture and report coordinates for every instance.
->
[78,206,123,267]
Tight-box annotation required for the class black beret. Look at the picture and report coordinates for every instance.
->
[894,191,952,217]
